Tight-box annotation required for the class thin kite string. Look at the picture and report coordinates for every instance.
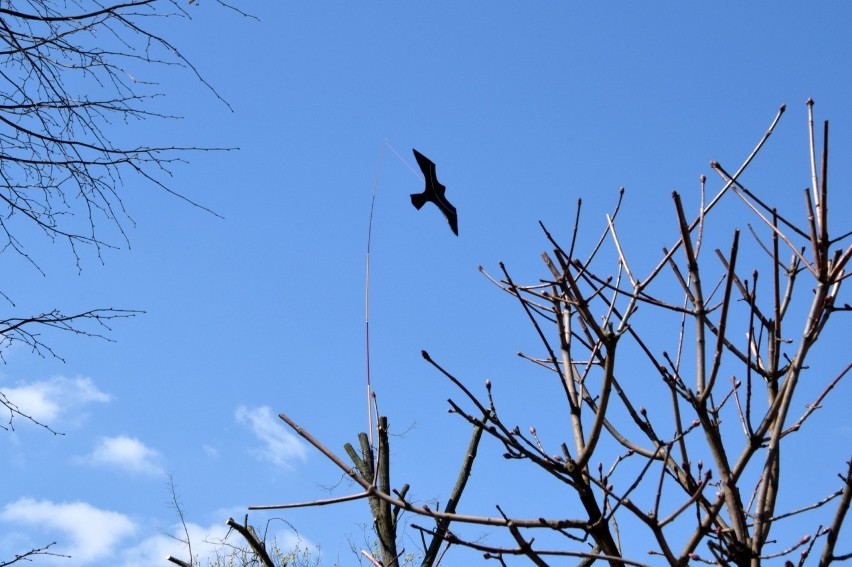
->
[385,139,423,181]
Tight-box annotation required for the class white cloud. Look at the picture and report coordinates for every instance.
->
[118,531,183,567]
[235,405,307,468]
[0,499,316,567]
[120,520,229,567]
[0,498,136,565]
[1,375,110,424]
[79,435,165,477]
[119,518,314,567]
[202,443,220,459]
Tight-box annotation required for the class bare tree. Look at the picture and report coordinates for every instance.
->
[0,0,233,404]
[256,101,850,566]
[0,0,234,265]
[1,0,235,562]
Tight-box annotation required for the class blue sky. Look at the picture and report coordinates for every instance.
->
[1,3,851,566]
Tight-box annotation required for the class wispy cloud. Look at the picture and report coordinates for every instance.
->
[1,375,110,425]
[0,498,136,565]
[79,436,165,477]
[119,518,314,567]
[118,524,214,567]
[202,443,220,459]
[235,405,307,468]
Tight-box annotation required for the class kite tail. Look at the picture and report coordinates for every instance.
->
[364,144,385,450]
[364,140,421,449]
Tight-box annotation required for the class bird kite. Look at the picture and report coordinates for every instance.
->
[410,149,458,236]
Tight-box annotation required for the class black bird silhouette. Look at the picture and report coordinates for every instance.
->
[410,149,458,236]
